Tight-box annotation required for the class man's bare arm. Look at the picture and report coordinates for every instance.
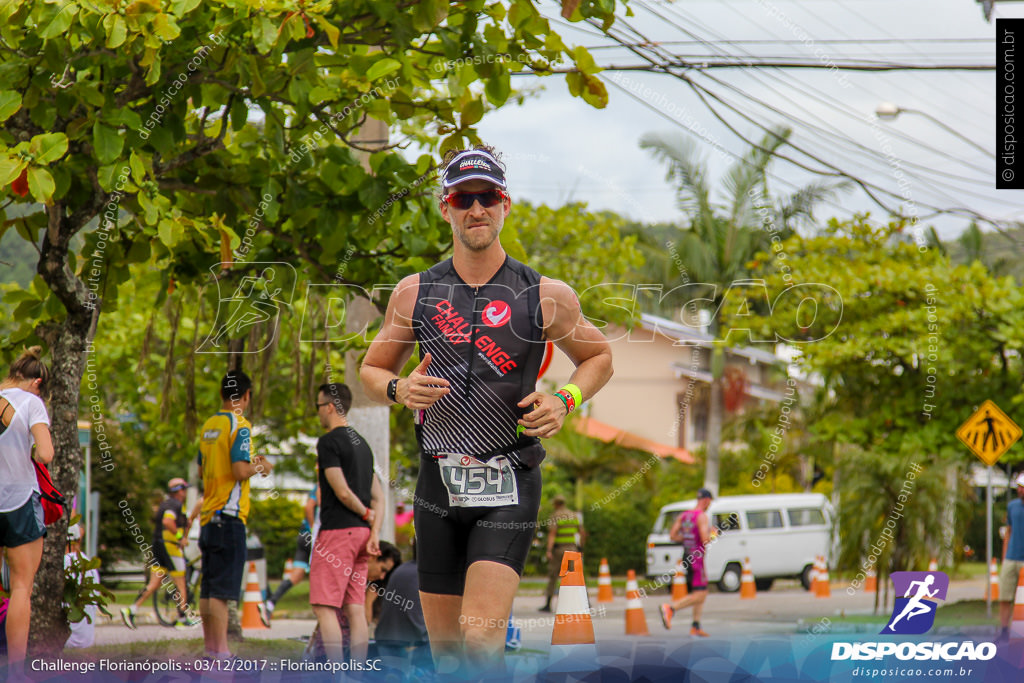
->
[360,274,451,409]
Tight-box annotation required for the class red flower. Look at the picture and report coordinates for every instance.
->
[11,168,28,197]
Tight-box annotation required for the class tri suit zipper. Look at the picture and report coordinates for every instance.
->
[466,286,480,399]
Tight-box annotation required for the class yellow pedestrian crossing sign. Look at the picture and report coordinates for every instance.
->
[956,400,1022,465]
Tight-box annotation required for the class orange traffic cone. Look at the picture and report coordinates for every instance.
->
[990,558,1000,602]
[928,557,938,572]
[551,551,595,645]
[624,570,649,635]
[241,561,268,630]
[739,557,756,600]
[284,558,294,574]
[864,565,877,594]
[815,556,831,598]
[597,558,613,603]
[1012,568,1024,639]
[672,560,688,601]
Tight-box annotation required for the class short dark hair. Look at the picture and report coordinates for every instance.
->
[378,540,402,576]
[221,371,252,402]
[317,382,352,415]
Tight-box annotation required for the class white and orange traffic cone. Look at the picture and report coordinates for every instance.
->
[1011,568,1024,640]
[928,557,938,572]
[739,557,756,600]
[241,561,268,630]
[624,569,649,636]
[549,551,598,673]
[551,551,595,645]
[284,558,294,574]
[672,560,688,601]
[864,565,877,594]
[815,556,831,598]
[990,558,1000,602]
[597,558,614,603]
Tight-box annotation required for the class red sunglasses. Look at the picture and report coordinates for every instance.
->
[443,189,508,210]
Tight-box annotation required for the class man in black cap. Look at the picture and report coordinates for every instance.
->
[660,488,714,637]
[361,145,613,673]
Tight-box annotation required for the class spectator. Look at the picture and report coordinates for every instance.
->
[0,346,53,681]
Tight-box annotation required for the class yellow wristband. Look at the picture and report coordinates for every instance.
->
[560,383,583,408]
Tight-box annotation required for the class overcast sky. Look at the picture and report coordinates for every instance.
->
[466,0,1023,240]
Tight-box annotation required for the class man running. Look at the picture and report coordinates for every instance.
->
[660,488,713,637]
[360,145,613,673]
[121,478,196,629]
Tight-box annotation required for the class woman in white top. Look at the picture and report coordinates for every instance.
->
[0,346,53,681]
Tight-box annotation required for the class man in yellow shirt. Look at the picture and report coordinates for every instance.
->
[197,371,272,660]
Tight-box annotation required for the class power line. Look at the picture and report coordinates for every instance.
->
[588,11,1010,228]
[638,1,998,186]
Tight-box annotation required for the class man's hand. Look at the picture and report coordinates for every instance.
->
[398,353,450,409]
[252,455,273,477]
[516,392,567,438]
[366,530,381,557]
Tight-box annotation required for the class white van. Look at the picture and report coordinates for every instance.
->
[645,493,834,592]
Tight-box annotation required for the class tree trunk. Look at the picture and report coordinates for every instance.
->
[30,205,96,655]
[703,347,724,496]
[345,296,393,542]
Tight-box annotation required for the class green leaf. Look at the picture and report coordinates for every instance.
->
[460,98,484,127]
[40,5,77,39]
[0,91,21,122]
[0,157,26,186]
[157,219,183,247]
[484,72,511,107]
[312,14,339,50]
[93,122,123,164]
[26,167,55,204]
[28,133,68,165]
[366,58,401,82]
[152,13,180,41]
[106,14,127,49]
[170,0,201,15]
[129,151,145,184]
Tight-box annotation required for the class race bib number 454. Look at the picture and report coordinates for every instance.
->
[437,454,519,508]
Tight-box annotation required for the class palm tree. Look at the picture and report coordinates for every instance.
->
[639,125,847,494]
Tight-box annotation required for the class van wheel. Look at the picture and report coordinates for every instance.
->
[718,563,742,593]
[800,564,815,591]
[754,578,773,592]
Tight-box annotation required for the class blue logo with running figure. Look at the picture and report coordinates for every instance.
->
[882,571,949,635]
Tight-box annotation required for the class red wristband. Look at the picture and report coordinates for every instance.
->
[361,508,372,521]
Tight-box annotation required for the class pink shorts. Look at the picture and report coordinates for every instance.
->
[309,526,371,608]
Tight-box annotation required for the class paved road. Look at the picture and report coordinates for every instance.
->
[92,577,997,651]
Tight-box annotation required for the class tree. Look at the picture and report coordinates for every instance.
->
[0,0,621,653]
[729,215,1024,594]
[638,125,846,495]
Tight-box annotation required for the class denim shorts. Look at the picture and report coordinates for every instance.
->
[0,492,45,548]
[199,513,247,601]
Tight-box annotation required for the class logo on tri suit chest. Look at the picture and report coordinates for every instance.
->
[482,300,511,327]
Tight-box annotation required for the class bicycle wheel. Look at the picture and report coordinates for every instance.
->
[152,572,180,626]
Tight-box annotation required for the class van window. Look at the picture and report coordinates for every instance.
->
[653,511,677,535]
[746,510,784,530]
[787,507,826,526]
[713,512,740,532]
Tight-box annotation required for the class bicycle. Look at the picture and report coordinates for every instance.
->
[153,549,201,627]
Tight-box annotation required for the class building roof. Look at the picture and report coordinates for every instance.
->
[576,415,695,464]
[640,313,781,365]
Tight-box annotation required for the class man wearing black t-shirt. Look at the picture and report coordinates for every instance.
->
[309,382,384,662]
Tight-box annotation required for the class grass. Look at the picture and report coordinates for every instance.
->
[59,638,305,662]
[828,600,996,627]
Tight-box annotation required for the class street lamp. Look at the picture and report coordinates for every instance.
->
[875,102,993,157]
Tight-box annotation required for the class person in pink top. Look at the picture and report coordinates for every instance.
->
[660,488,713,637]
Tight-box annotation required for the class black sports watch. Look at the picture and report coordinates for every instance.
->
[386,378,399,403]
